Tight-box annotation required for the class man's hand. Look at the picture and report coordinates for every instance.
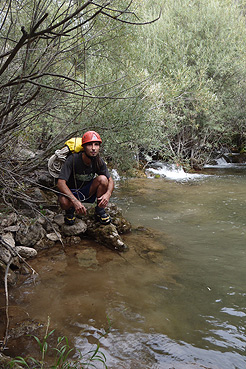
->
[73,199,87,215]
[97,192,111,208]
[97,177,114,208]
[57,179,87,214]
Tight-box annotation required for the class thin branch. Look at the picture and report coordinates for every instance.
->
[0,0,12,33]
[0,88,40,127]
[0,236,38,275]
[1,258,12,352]
[0,27,28,76]
[9,78,138,100]
[0,236,38,351]
[100,8,161,26]
[31,1,94,37]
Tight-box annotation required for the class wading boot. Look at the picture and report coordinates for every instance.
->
[64,207,75,226]
[95,206,111,225]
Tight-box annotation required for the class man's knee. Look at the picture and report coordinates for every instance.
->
[94,175,108,187]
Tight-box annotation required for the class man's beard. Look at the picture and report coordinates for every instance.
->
[84,151,98,160]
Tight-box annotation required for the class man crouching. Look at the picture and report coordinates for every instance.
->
[57,131,114,226]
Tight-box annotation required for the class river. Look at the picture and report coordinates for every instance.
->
[1,162,246,368]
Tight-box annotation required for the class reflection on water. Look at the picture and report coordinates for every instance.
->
[1,165,246,368]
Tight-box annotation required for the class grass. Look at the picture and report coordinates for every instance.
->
[8,318,108,369]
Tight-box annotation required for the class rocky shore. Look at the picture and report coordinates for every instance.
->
[0,169,165,367]
[0,200,131,287]
[0,175,132,367]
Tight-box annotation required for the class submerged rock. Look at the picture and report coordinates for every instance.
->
[76,248,98,268]
[8,319,44,339]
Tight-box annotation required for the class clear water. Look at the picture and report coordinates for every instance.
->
[1,164,246,368]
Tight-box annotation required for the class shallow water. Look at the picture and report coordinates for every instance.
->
[1,165,246,368]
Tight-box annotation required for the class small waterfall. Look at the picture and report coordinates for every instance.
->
[204,156,245,168]
[145,162,205,181]
[215,157,229,166]
[111,168,120,181]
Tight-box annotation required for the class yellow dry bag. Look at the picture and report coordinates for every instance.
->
[64,137,83,153]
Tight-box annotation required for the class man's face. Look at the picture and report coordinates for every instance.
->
[84,141,100,158]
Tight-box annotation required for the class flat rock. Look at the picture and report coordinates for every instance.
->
[15,246,38,259]
[61,218,87,236]
[2,232,15,248]
[46,232,62,242]
[53,214,64,226]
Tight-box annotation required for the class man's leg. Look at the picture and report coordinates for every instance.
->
[89,176,111,225]
[58,176,111,225]
[58,195,76,225]
[88,175,109,200]
[59,194,74,210]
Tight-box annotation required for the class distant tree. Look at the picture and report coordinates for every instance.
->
[128,0,246,168]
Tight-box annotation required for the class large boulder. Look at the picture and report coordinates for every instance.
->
[16,222,45,247]
[86,222,128,252]
[104,203,131,234]
[85,206,129,252]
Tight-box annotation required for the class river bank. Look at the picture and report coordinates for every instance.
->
[0,168,133,366]
[1,161,246,368]
[0,184,168,368]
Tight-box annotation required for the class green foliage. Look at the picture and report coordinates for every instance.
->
[1,0,246,177]
[8,326,108,369]
[131,0,246,166]
[67,0,246,169]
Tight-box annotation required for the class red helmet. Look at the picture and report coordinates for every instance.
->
[82,131,102,145]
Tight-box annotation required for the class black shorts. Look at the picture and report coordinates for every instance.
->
[70,179,96,203]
